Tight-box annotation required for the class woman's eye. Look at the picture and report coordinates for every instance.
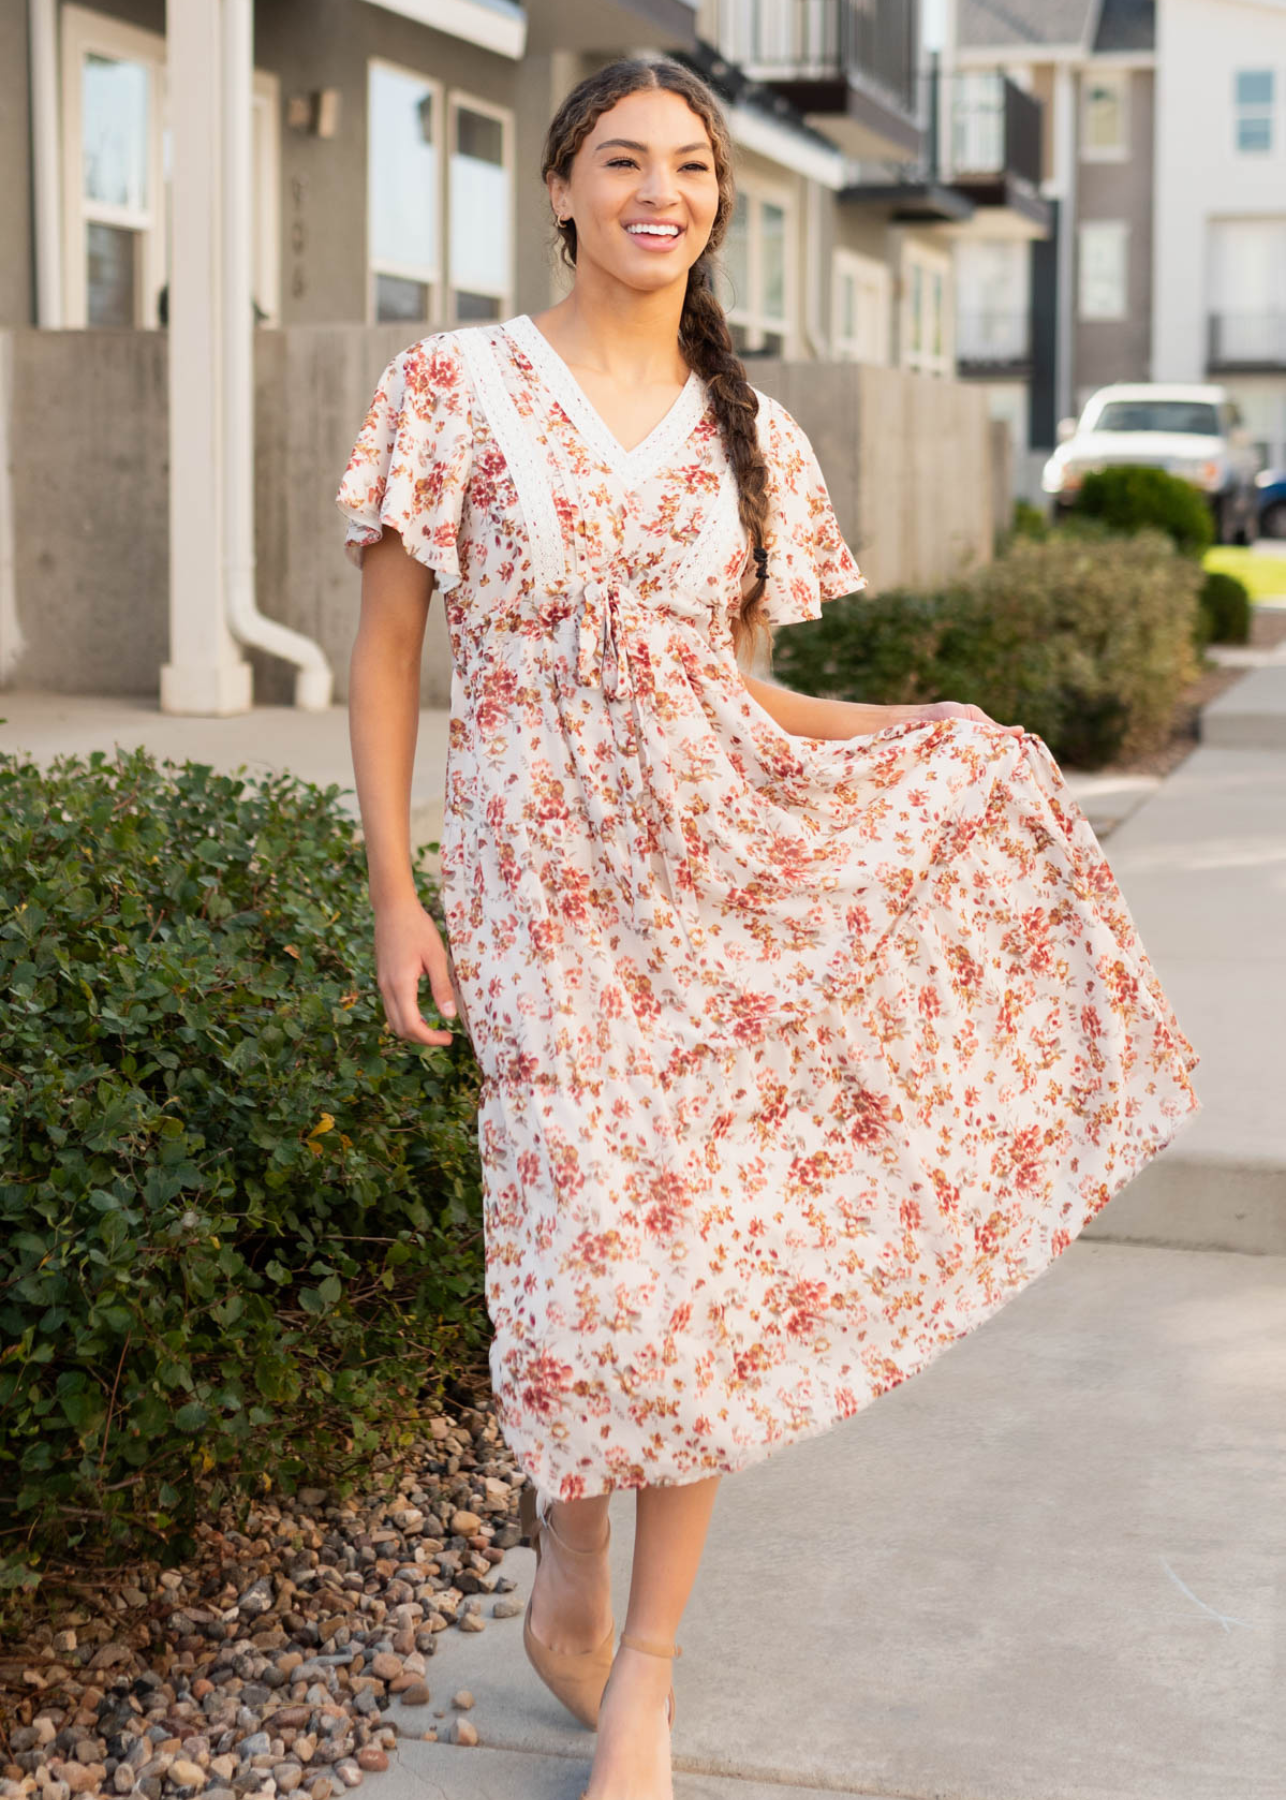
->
[606,157,638,169]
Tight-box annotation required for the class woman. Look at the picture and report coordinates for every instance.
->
[337,57,1199,1800]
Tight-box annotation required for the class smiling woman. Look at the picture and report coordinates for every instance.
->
[337,53,1200,1800]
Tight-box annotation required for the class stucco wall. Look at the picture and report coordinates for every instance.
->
[2,326,997,703]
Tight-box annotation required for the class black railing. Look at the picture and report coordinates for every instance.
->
[708,0,918,115]
[1208,311,1286,370]
[955,309,1031,366]
[936,68,1042,187]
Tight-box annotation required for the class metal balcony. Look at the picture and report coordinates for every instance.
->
[1208,311,1286,373]
[700,0,921,160]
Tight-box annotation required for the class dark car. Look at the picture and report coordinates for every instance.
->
[1257,470,1286,539]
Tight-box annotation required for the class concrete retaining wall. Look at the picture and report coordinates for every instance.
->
[1,327,998,705]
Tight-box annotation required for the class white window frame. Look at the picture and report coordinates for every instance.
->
[724,174,797,356]
[60,5,279,329]
[60,5,167,328]
[1080,67,1130,163]
[366,57,445,325]
[831,248,891,365]
[1234,69,1276,156]
[445,88,515,326]
[901,240,952,377]
[1078,219,1129,321]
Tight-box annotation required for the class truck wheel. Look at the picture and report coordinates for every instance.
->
[1262,500,1286,540]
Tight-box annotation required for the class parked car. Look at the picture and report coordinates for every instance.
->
[1257,469,1286,539]
[1041,383,1260,543]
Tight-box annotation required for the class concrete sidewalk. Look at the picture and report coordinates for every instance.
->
[3,674,1283,1796]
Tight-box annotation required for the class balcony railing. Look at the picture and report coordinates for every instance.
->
[955,309,1031,368]
[945,71,1042,187]
[1208,311,1286,371]
[705,0,918,115]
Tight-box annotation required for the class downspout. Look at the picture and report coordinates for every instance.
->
[29,0,62,328]
[222,0,332,711]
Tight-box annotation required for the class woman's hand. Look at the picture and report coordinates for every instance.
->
[373,897,461,1047]
[911,700,1026,741]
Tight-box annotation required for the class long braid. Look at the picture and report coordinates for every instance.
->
[541,58,773,660]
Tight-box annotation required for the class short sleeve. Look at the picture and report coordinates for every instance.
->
[754,394,866,627]
[335,331,474,591]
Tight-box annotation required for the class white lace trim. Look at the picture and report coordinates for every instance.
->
[504,313,710,491]
[455,322,567,592]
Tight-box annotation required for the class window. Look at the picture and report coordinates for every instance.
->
[722,183,793,356]
[1081,69,1129,161]
[954,237,1030,363]
[1078,220,1128,320]
[1209,218,1286,364]
[368,61,442,323]
[832,249,890,364]
[901,242,951,375]
[367,68,514,326]
[59,5,279,328]
[1235,70,1275,154]
[448,94,513,323]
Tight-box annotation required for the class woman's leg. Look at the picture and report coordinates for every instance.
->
[527,1493,614,1653]
[585,1474,721,1799]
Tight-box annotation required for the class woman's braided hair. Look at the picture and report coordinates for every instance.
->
[541,58,771,659]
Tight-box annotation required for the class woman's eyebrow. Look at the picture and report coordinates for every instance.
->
[594,137,710,154]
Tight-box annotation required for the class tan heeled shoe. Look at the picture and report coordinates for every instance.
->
[578,1634,682,1800]
[519,1482,616,1729]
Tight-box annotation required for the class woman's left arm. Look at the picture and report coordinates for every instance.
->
[742,673,1026,742]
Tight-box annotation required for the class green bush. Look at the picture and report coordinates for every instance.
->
[0,749,484,1598]
[1198,569,1252,645]
[1072,465,1215,558]
[772,529,1203,768]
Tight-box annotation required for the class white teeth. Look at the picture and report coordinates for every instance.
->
[627,224,680,237]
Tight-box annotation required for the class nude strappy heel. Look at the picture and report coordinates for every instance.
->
[519,1482,616,1729]
[578,1634,682,1800]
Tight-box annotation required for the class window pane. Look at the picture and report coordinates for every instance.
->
[725,193,749,310]
[1085,78,1124,151]
[1079,223,1127,319]
[86,221,137,325]
[368,65,438,275]
[760,330,785,357]
[761,201,785,320]
[82,52,149,210]
[454,289,501,321]
[375,272,429,323]
[456,107,503,165]
[932,272,943,355]
[1237,70,1274,107]
[450,110,510,299]
[1238,115,1273,154]
[910,263,923,350]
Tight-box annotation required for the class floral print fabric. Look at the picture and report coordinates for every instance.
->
[336,318,1201,1503]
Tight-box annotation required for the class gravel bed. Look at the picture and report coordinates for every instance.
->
[0,1404,528,1797]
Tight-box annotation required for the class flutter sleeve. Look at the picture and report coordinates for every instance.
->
[754,393,866,627]
[335,331,474,591]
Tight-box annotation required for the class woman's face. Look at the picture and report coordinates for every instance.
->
[548,89,722,295]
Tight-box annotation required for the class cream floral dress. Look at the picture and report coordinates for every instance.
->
[336,316,1201,1503]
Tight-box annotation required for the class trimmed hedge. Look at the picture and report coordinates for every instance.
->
[1071,465,1215,558]
[1198,569,1252,645]
[0,749,484,1598]
[771,529,1203,768]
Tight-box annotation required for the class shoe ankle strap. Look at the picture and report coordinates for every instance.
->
[542,1499,610,1559]
[619,1632,682,1660]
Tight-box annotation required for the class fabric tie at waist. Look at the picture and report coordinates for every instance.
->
[540,578,718,698]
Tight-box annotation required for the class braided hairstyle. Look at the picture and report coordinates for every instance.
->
[541,58,771,659]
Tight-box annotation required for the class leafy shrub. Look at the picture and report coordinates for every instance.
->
[1072,465,1215,558]
[1197,569,1252,645]
[1011,499,1049,542]
[772,529,1203,767]
[0,749,484,1598]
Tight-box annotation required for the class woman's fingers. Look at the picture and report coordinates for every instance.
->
[380,965,449,1045]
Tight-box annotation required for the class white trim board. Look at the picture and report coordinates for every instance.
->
[358,0,526,59]
[727,103,848,191]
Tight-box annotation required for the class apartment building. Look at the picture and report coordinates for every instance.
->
[1154,0,1286,466]
[949,0,1156,490]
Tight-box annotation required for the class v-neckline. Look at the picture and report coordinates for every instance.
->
[502,313,707,483]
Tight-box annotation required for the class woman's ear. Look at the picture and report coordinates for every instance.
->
[546,171,569,225]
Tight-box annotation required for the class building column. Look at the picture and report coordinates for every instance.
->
[161,0,251,715]
[1051,60,1077,427]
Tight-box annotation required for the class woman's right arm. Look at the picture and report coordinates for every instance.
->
[348,527,458,1046]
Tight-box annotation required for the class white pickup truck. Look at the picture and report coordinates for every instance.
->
[1041,382,1260,544]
